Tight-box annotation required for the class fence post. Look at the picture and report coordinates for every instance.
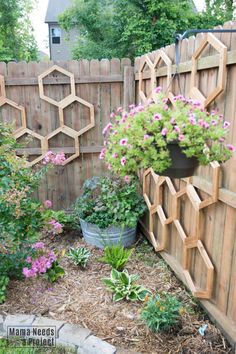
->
[123,66,135,111]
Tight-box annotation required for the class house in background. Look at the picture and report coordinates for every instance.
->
[45,0,78,61]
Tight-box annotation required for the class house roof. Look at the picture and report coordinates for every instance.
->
[45,0,73,23]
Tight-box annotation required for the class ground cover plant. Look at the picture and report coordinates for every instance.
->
[67,247,90,268]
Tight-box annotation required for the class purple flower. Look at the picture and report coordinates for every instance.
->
[154,86,162,93]
[178,134,185,141]
[102,123,112,135]
[124,175,130,183]
[32,242,45,250]
[144,134,151,140]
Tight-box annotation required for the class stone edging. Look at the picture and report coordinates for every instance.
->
[0,313,139,354]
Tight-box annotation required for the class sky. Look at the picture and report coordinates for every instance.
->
[30,0,206,55]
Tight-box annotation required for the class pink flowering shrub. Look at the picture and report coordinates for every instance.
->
[43,151,66,165]
[102,88,234,176]
[23,242,65,282]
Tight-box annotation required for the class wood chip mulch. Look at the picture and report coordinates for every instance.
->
[0,232,233,354]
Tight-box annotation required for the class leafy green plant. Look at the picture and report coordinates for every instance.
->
[140,292,183,332]
[67,247,90,268]
[44,261,65,283]
[74,176,146,229]
[99,244,133,270]
[0,275,9,304]
[103,88,234,176]
[103,269,151,302]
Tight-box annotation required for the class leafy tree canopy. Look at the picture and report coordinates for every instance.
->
[0,0,38,62]
[59,0,235,60]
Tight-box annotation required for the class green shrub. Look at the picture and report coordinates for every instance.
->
[103,269,151,302]
[98,244,133,270]
[44,261,65,283]
[0,275,9,304]
[67,247,90,268]
[74,176,146,229]
[140,293,183,332]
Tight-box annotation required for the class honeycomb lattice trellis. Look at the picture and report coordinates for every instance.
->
[0,65,95,166]
[190,33,227,108]
[142,163,220,299]
[138,55,155,103]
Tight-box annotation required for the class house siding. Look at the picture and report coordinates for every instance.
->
[49,24,78,61]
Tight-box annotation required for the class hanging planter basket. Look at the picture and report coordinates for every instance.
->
[159,141,199,178]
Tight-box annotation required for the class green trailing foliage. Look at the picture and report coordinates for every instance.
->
[67,247,91,268]
[98,244,133,270]
[74,176,146,229]
[0,275,9,304]
[103,268,151,302]
[140,292,184,332]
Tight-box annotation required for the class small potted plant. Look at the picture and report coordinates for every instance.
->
[101,87,234,178]
[73,176,146,248]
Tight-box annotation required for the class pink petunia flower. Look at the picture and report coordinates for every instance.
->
[121,157,126,166]
[223,121,230,129]
[226,144,235,152]
[112,153,118,158]
[161,128,168,136]
[154,86,162,93]
[144,134,151,140]
[153,113,162,121]
[120,138,128,146]
[102,123,112,135]
[124,175,130,183]
[178,134,185,141]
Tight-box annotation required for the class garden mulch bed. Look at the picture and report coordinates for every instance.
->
[0,232,233,354]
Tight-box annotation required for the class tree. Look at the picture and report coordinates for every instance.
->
[0,0,38,62]
[59,0,235,61]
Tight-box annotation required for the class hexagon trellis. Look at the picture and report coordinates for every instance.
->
[38,65,76,107]
[0,75,6,98]
[183,240,214,299]
[46,126,80,165]
[190,33,227,108]
[0,97,26,134]
[139,55,155,103]
[59,95,95,135]
[156,177,176,225]
[149,206,168,252]
[14,128,47,166]
[174,185,201,246]
[152,50,173,103]
[143,168,159,211]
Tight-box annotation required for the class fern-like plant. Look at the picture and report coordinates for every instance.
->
[103,269,151,302]
[98,244,133,270]
[0,275,9,304]
[67,247,90,268]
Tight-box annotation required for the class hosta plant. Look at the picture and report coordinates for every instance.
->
[140,292,183,332]
[67,247,90,268]
[98,244,133,270]
[102,87,234,177]
[103,268,151,302]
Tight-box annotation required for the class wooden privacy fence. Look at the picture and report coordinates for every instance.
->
[0,20,236,347]
[135,20,236,347]
[0,58,134,208]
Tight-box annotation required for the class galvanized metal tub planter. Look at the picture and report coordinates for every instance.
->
[80,219,137,249]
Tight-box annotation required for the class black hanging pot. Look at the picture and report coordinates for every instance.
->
[159,141,199,178]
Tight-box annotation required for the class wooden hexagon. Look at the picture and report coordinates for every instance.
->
[156,177,176,224]
[174,185,201,246]
[59,95,95,135]
[199,161,220,209]
[143,168,159,211]
[149,206,168,252]
[183,240,214,299]
[14,128,47,167]
[38,65,76,107]
[138,55,155,103]
[46,126,80,165]
[0,97,26,134]
[152,50,173,103]
[190,33,227,108]
[0,75,6,98]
